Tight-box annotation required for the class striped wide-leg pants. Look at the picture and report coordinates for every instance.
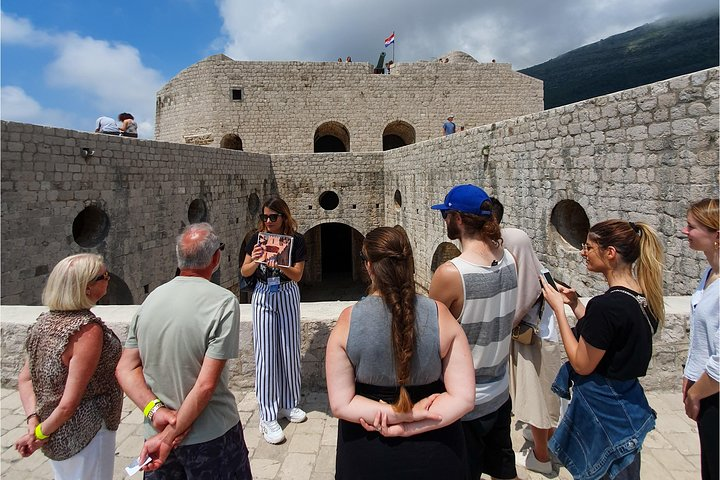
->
[252,281,302,421]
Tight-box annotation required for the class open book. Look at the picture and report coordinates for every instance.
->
[255,232,294,267]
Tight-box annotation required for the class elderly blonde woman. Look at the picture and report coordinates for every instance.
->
[15,254,122,480]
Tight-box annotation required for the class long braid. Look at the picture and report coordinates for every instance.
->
[363,227,416,413]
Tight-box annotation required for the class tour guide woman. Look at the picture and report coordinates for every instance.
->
[241,196,306,444]
[326,227,475,480]
[542,220,664,479]
[681,198,719,480]
[15,254,122,479]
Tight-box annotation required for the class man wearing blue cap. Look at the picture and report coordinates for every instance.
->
[429,184,519,480]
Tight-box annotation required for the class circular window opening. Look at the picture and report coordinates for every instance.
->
[319,191,340,210]
[188,198,208,223]
[72,205,110,247]
[550,200,590,249]
[394,190,402,210]
[248,193,260,216]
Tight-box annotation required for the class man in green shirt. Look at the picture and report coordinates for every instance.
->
[116,223,251,479]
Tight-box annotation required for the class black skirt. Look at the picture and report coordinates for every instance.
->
[335,380,468,480]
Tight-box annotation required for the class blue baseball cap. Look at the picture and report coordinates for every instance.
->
[431,184,493,216]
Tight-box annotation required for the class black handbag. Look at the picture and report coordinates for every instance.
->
[239,275,257,292]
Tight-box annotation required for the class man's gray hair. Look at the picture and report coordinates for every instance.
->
[176,223,220,270]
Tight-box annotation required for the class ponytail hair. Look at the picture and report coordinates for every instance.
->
[362,226,416,412]
[589,220,665,328]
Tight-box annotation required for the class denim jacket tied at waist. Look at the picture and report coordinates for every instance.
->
[549,362,656,480]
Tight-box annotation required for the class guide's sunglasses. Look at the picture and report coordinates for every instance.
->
[259,213,282,222]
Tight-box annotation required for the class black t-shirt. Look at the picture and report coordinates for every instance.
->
[244,231,306,283]
[575,286,658,380]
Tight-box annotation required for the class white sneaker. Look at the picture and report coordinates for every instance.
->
[259,420,285,444]
[279,407,307,423]
[515,448,553,474]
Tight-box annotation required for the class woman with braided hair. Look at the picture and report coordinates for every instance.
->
[326,226,475,480]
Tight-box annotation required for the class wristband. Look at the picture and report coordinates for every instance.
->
[143,399,164,419]
[25,412,39,424]
[34,423,49,440]
[147,403,164,422]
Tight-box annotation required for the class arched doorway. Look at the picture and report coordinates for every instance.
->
[314,121,350,152]
[220,133,243,150]
[383,120,416,151]
[96,272,134,305]
[301,223,367,301]
[236,229,258,304]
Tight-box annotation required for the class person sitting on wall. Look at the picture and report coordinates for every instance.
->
[95,116,120,135]
[117,113,138,138]
[346,56,352,62]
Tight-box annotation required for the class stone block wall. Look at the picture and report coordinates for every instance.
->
[0,123,276,305]
[155,54,543,153]
[384,67,719,297]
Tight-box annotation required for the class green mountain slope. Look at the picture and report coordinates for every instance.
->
[520,15,719,109]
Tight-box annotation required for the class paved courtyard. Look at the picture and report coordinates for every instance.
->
[0,388,700,479]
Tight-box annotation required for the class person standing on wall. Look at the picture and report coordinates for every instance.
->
[241,196,307,444]
[429,184,519,480]
[681,198,719,480]
[442,114,456,136]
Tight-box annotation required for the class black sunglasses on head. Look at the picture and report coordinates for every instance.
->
[260,213,282,222]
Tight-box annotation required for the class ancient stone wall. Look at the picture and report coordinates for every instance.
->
[155,54,543,153]
[384,67,719,298]
[0,124,276,305]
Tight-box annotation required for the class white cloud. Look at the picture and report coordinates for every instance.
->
[0,11,53,46]
[0,86,67,126]
[216,0,718,69]
[1,12,163,137]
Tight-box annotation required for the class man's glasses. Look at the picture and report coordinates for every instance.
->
[93,271,110,282]
[218,242,225,251]
[441,210,456,219]
[260,213,282,222]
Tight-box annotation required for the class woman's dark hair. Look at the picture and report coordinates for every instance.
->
[118,112,134,121]
[589,219,665,327]
[362,226,416,413]
[257,196,298,235]
[458,199,503,245]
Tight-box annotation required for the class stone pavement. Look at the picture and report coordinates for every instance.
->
[0,388,699,479]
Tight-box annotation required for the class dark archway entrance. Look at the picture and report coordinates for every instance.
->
[96,272,134,305]
[382,120,416,151]
[314,121,350,152]
[301,223,367,301]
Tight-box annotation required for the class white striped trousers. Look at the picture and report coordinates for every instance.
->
[251,280,302,421]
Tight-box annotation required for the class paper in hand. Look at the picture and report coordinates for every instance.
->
[125,456,152,476]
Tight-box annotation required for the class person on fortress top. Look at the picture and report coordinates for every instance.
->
[116,223,252,479]
[429,184,519,480]
[95,116,120,135]
[442,115,456,136]
[118,112,138,138]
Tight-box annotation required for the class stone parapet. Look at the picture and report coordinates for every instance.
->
[0,297,692,392]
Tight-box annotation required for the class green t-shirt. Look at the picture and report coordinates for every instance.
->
[125,276,241,445]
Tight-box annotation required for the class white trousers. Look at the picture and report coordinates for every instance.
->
[252,281,302,421]
[50,426,116,480]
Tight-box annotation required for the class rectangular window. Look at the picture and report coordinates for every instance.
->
[231,88,243,101]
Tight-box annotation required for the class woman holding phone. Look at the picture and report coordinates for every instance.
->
[541,219,664,479]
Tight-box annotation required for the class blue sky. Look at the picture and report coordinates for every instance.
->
[2,0,717,138]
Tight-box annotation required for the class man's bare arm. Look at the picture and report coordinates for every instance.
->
[429,261,464,319]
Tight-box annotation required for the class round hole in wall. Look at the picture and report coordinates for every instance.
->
[319,191,340,210]
[550,200,590,250]
[394,190,402,210]
[188,198,208,223]
[72,205,110,247]
[248,193,260,217]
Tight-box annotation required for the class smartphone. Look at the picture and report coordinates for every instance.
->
[540,267,558,290]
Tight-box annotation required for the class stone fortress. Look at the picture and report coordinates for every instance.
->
[1,51,718,390]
